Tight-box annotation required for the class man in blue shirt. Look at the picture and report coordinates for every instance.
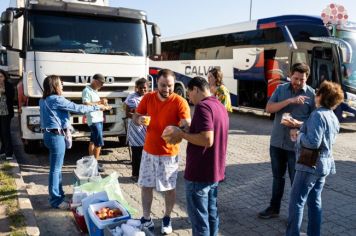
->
[82,74,110,172]
[258,63,315,219]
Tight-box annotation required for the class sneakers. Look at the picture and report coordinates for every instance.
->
[140,217,154,232]
[258,206,279,219]
[57,201,70,210]
[98,163,104,172]
[161,216,173,235]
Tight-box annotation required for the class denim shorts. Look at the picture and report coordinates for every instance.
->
[89,122,104,147]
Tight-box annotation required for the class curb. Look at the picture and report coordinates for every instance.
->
[9,158,40,236]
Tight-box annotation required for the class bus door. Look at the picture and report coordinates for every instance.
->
[233,47,266,108]
[309,37,352,89]
[310,46,335,89]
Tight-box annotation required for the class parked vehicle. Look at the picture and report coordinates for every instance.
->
[0,0,161,153]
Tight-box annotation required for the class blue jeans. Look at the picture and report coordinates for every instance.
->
[43,131,66,208]
[270,146,296,211]
[185,180,219,236]
[286,171,326,236]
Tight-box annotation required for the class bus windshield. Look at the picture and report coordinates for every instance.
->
[27,11,147,56]
[338,30,356,90]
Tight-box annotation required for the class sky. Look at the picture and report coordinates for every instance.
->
[0,0,355,38]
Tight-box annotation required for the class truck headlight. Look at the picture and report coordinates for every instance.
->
[28,115,41,125]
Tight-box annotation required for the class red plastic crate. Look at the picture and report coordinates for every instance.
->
[72,208,88,233]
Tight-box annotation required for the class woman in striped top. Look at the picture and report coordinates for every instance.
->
[124,78,148,182]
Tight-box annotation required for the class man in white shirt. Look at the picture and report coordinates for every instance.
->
[82,74,110,172]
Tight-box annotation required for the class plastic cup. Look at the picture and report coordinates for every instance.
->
[142,116,151,126]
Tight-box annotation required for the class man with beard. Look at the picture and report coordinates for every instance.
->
[258,63,315,219]
[133,69,191,234]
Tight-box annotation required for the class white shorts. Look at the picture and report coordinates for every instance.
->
[138,150,179,192]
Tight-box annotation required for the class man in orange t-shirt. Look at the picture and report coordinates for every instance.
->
[133,69,190,234]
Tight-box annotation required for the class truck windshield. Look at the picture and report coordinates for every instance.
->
[337,30,356,90]
[27,12,146,56]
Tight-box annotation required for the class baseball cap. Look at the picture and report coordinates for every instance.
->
[93,74,105,84]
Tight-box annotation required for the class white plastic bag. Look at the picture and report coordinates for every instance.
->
[75,156,98,177]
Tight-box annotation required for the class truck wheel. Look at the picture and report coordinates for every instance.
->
[174,85,185,98]
[24,140,42,154]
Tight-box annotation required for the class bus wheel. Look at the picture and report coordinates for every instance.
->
[23,140,42,154]
[174,85,185,98]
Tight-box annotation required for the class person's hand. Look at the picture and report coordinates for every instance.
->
[98,104,106,111]
[281,113,303,128]
[289,95,310,105]
[162,126,183,144]
[281,117,303,128]
[104,105,112,111]
[290,128,299,142]
[138,116,150,126]
[100,98,108,106]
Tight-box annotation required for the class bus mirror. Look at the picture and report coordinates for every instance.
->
[1,10,14,23]
[151,24,161,37]
[1,24,13,48]
[152,36,161,56]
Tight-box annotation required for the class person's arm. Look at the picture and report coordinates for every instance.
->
[56,96,104,114]
[124,95,136,119]
[299,112,324,149]
[133,94,148,125]
[181,130,214,147]
[266,96,311,113]
[132,112,146,126]
[125,104,135,119]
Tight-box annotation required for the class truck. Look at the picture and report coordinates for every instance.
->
[0,0,161,153]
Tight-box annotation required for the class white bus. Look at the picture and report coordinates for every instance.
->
[150,15,353,114]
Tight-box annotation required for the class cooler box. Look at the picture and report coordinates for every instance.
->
[88,200,130,236]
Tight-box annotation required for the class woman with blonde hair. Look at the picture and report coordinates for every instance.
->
[40,75,107,209]
[286,81,344,236]
[208,67,232,112]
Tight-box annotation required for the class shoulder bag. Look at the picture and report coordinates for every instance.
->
[297,146,320,168]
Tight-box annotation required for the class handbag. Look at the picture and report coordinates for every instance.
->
[297,146,320,168]
[44,99,73,149]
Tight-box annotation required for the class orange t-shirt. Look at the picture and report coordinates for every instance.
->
[136,91,190,156]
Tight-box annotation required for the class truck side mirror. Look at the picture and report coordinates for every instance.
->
[151,24,161,37]
[152,36,161,56]
[1,24,13,48]
[1,10,14,23]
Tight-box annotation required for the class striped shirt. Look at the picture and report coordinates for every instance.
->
[124,92,146,146]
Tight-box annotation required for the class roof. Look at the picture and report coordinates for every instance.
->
[162,15,323,43]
